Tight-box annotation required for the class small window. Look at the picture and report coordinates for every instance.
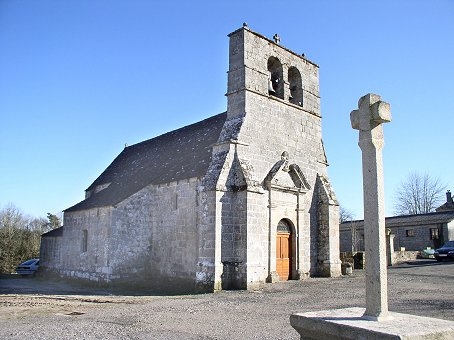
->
[406,229,415,237]
[430,228,439,240]
[174,193,178,210]
[82,229,88,253]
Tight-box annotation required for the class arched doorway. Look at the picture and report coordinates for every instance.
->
[276,219,292,280]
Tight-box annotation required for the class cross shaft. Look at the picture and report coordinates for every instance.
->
[350,93,392,321]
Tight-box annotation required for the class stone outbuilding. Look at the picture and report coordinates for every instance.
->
[40,25,341,292]
[340,191,454,253]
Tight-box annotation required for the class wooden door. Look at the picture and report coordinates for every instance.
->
[276,232,291,280]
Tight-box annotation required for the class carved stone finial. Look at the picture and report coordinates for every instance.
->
[281,151,289,172]
[273,34,280,44]
[281,151,289,161]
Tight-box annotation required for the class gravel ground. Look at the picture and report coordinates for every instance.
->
[0,260,453,339]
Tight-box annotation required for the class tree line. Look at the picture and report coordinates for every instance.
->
[0,204,60,274]
[340,172,447,222]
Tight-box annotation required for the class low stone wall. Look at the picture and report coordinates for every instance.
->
[341,250,424,269]
[391,250,420,264]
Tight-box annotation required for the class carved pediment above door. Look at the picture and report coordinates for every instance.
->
[263,152,311,193]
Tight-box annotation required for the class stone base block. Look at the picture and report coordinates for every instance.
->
[266,271,280,283]
[290,307,454,340]
[319,259,342,278]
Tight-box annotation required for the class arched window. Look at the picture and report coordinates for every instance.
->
[277,219,292,233]
[288,67,303,106]
[267,57,284,99]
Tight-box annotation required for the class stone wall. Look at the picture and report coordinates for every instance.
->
[391,250,420,264]
[221,27,340,279]
[227,27,320,116]
[39,235,62,271]
[50,178,204,292]
[59,206,112,282]
[196,189,222,292]
[315,175,341,277]
[340,220,451,253]
[392,224,441,251]
[220,189,248,289]
[199,26,341,288]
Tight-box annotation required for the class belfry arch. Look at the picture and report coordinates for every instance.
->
[267,56,284,99]
[288,66,303,106]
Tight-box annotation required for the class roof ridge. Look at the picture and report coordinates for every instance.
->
[126,112,227,150]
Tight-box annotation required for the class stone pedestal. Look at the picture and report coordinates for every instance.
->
[290,308,454,340]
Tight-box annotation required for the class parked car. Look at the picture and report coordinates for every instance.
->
[434,241,454,262]
[419,248,435,259]
[15,258,40,276]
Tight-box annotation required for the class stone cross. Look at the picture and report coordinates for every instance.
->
[350,93,392,321]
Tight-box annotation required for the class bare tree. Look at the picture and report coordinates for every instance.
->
[0,204,45,273]
[350,220,363,252]
[339,206,363,252]
[339,206,354,223]
[394,172,446,215]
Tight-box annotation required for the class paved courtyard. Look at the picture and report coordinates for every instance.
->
[0,260,453,339]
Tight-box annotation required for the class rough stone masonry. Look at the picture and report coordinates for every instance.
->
[40,25,341,293]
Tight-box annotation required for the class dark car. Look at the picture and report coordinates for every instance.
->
[434,241,454,262]
[15,258,40,275]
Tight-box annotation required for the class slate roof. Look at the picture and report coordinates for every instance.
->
[340,210,454,229]
[436,191,454,212]
[41,226,63,238]
[65,112,227,212]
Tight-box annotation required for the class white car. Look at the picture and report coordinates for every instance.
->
[16,259,39,276]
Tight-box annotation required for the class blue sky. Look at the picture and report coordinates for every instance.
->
[1,1,453,220]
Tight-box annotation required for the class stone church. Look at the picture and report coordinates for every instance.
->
[40,25,341,292]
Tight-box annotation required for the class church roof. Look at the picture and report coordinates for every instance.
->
[41,226,63,237]
[65,112,227,212]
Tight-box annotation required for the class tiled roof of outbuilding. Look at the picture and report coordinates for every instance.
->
[384,211,454,227]
[65,112,227,212]
[340,210,454,229]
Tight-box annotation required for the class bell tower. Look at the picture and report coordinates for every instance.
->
[225,23,321,124]
[200,25,340,291]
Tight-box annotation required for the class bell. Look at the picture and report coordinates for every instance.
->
[268,79,275,93]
